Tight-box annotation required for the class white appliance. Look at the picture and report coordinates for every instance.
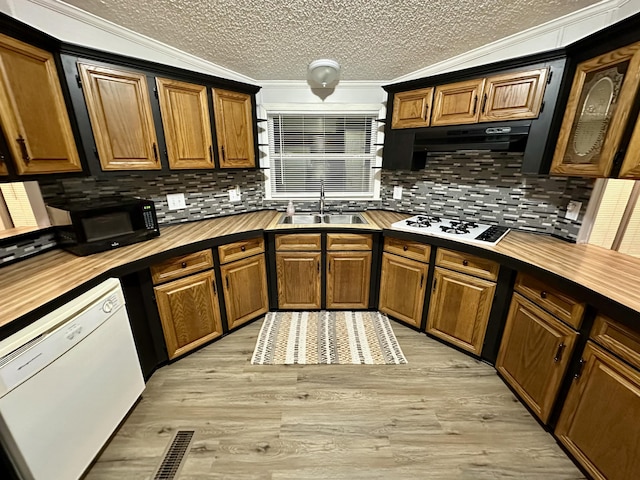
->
[391,214,510,246]
[0,278,145,480]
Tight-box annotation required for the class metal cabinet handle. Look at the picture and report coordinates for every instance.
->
[328,261,331,273]
[317,261,320,273]
[16,135,30,163]
[225,276,230,289]
[221,145,226,161]
[553,343,565,363]
[420,274,424,288]
[209,145,213,161]
[472,95,478,115]
[432,277,437,291]
[540,291,547,299]
[181,262,187,268]
[212,279,217,295]
[574,358,586,379]
[241,245,246,252]
[481,93,488,113]
[403,245,408,251]
[462,259,469,266]
[152,143,158,162]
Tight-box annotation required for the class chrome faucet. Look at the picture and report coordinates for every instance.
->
[319,180,325,216]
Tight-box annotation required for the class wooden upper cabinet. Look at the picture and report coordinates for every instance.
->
[391,87,434,129]
[496,293,578,423]
[212,88,255,168]
[556,341,640,480]
[550,42,640,177]
[431,78,485,126]
[78,62,160,171]
[620,110,640,179]
[0,34,81,175]
[479,68,548,122]
[156,78,214,169]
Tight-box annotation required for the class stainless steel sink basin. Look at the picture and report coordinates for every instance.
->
[279,214,322,224]
[322,214,367,224]
[279,213,368,225]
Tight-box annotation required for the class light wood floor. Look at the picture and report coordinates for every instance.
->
[86,319,585,480]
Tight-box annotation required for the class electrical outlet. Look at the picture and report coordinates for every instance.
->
[166,193,186,210]
[393,186,403,200]
[228,187,241,202]
[565,200,582,221]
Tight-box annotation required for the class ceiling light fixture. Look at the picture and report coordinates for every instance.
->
[308,59,341,88]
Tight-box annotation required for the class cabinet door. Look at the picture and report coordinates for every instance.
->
[550,42,640,177]
[78,62,160,171]
[156,78,214,169]
[212,88,255,168]
[496,293,578,423]
[276,252,321,309]
[327,251,372,309]
[154,270,222,360]
[431,78,485,126]
[556,341,640,480]
[426,267,496,355]
[619,110,640,179]
[0,34,81,174]
[479,68,548,122]
[220,253,268,330]
[391,88,434,129]
[378,252,428,328]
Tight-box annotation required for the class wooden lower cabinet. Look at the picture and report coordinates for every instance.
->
[496,293,578,423]
[556,341,640,480]
[426,267,495,355]
[154,270,223,360]
[378,252,428,328]
[276,252,321,309]
[326,251,371,309]
[220,253,269,330]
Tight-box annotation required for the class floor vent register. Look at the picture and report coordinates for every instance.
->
[152,430,195,480]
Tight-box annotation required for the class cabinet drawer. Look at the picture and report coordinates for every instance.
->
[514,273,585,329]
[218,236,265,263]
[151,249,213,285]
[326,233,372,251]
[435,248,499,281]
[275,233,321,251]
[383,237,430,262]
[591,315,640,370]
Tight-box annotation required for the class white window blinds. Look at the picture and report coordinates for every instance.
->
[268,113,377,198]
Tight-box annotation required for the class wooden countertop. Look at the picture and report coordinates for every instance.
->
[2,208,639,334]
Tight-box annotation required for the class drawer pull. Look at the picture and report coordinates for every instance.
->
[540,291,547,299]
[462,259,469,266]
[553,343,565,363]
[241,245,246,252]
[181,262,187,268]
[574,358,586,379]
[403,245,408,251]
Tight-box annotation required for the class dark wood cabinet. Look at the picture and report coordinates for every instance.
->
[0,33,81,175]
[156,77,214,169]
[78,62,160,171]
[496,293,578,423]
[212,88,255,168]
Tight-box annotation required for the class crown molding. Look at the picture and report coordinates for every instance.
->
[391,0,637,83]
[259,80,384,88]
[9,0,257,84]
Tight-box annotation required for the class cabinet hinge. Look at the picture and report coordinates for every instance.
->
[547,69,552,84]
[154,88,158,99]
[539,101,545,113]
[76,74,82,89]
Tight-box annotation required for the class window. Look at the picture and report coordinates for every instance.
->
[580,178,640,257]
[265,110,381,199]
[0,181,50,238]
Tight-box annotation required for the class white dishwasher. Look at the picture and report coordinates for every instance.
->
[0,278,145,480]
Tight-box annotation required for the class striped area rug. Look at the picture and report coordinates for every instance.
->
[251,311,407,365]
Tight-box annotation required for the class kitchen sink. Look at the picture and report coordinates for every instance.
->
[278,213,368,225]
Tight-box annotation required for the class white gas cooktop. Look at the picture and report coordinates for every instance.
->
[391,215,510,246]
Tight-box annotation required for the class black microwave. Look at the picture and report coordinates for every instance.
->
[46,196,160,256]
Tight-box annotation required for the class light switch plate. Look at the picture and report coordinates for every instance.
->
[166,193,186,210]
[393,186,403,200]
[565,200,582,221]
[229,187,241,202]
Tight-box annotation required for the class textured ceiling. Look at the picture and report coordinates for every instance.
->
[62,0,600,81]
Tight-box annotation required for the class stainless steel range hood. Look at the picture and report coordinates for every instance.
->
[412,120,531,153]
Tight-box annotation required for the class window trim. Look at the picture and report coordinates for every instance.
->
[261,103,384,201]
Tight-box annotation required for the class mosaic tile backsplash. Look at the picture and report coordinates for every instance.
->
[1,152,594,264]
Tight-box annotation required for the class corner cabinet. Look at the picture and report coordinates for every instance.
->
[78,62,161,171]
[212,88,255,168]
[550,41,640,178]
[378,237,430,328]
[151,250,223,360]
[156,77,214,169]
[218,237,269,330]
[426,248,498,355]
[0,33,81,175]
